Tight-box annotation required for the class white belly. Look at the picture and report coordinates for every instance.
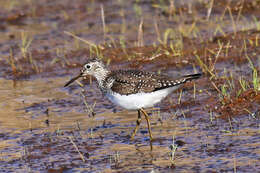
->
[105,86,180,110]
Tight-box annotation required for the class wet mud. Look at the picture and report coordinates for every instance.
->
[0,0,259,172]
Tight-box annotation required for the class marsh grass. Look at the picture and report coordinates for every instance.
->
[1,1,260,171]
[7,48,17,75]
[109,151,120,167]
[69,136,86,162]
[169,135,178,165]
[20,31,33,58]
[5,31,35,75]
[80,90,96,117]
[246,55,259,93]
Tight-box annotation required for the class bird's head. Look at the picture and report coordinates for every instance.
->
[64,58,107,87]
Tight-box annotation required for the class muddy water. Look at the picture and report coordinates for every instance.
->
[0,77,259,172]
[0,0,260,172]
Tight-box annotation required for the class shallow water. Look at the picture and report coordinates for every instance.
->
[0,76,259,172]
[0,0,260,172]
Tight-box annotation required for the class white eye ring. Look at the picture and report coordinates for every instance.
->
[85,64,91,69]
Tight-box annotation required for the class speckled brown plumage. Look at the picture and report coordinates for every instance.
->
[103,70,201,95]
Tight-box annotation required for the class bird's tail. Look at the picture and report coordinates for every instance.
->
[153,73,202,91]
[182,73,202,82]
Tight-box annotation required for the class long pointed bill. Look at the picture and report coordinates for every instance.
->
[64,73,83,87]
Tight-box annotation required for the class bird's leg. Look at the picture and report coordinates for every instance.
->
[131,110,142,140]
[140,108,153,141]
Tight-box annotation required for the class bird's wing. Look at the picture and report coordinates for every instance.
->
[108,70,157,95]
[109,70,201,95]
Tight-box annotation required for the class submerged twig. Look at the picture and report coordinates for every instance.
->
[68,136,85,162]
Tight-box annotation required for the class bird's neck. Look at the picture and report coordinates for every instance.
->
[94,68,111,91]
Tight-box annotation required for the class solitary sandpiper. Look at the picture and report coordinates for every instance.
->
[64,58,201,142]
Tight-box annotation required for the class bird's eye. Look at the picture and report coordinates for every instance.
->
[86,64,91,69]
